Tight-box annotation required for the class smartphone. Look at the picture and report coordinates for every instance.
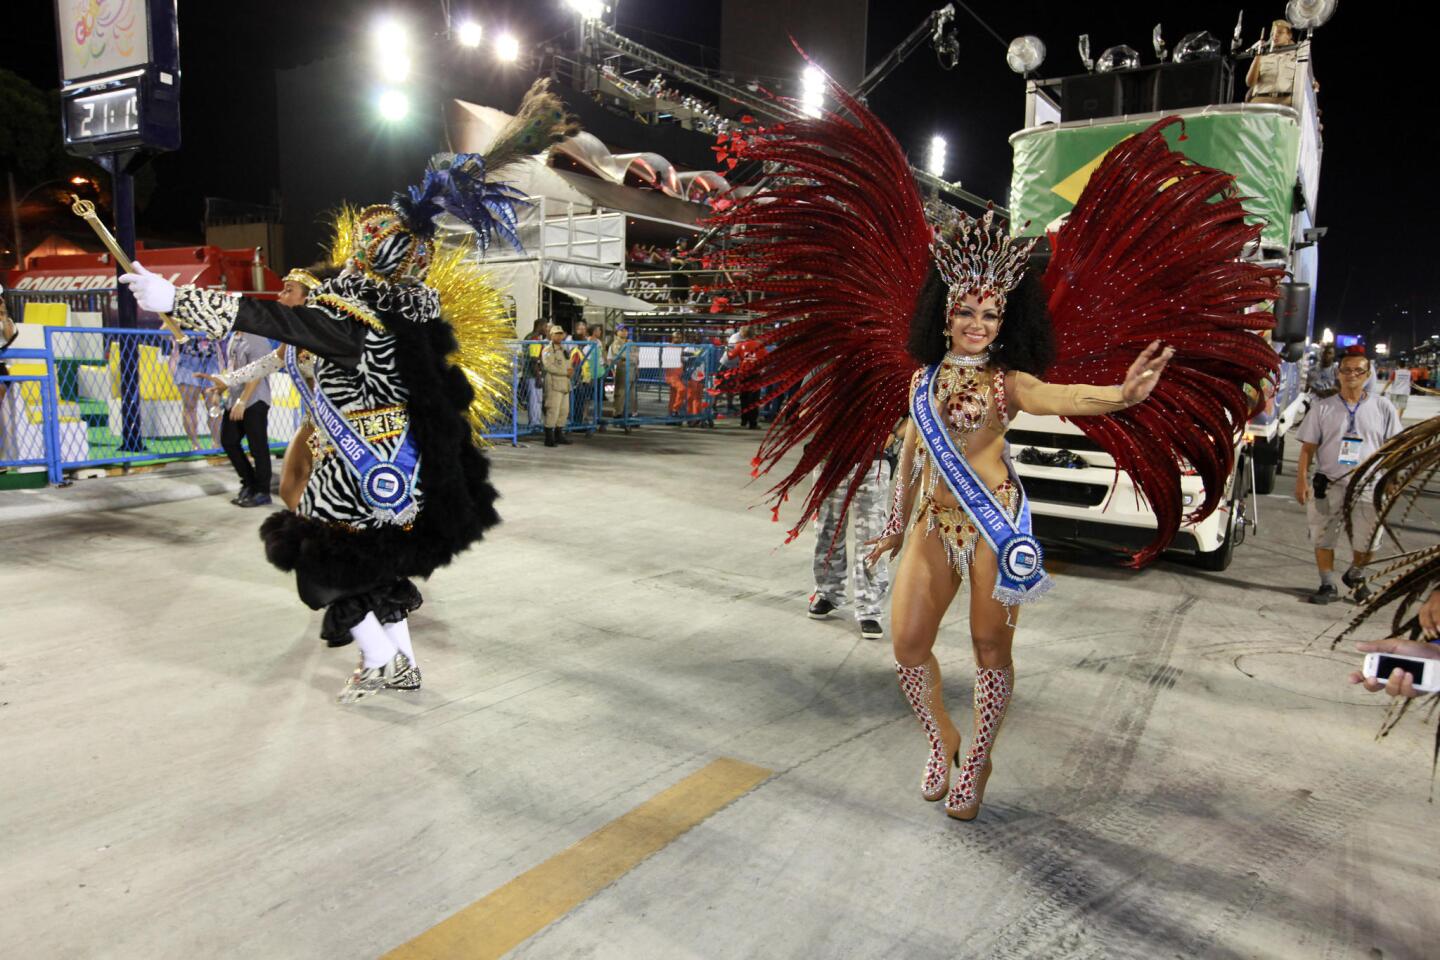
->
[1362,653,1440,693]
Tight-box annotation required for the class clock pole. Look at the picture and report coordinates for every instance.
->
[96,150,145,451]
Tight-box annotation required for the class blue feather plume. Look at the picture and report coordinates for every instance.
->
[393,152,531,253]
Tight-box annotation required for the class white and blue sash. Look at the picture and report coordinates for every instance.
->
[285,348,420,524]
[912,363,1052,606]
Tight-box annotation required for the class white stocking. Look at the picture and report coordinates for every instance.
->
[350,612,397,669]
[384,618,415,669]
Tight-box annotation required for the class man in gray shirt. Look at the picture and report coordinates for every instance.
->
[221,330,274,507]
[1295,348,1402,603]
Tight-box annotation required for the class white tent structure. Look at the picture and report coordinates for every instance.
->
[445,99,726,334]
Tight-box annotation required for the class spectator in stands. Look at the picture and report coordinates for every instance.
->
[171,331,224,450]
[669,242,692,303]
[541,324,573,447]
[1296,348,1402,603]
[607,325,636,418]
[220,329,275,507]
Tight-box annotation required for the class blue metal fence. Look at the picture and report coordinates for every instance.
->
[0,332,728,485]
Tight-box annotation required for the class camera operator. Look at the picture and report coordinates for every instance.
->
[1295,348,1401,604]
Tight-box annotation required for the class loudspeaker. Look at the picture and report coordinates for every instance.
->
[1274,281,1311,343]
[1061,74,1121,120]
[1154,59,1232,110]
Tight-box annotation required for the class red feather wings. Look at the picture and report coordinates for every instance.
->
[712,82,1281,563]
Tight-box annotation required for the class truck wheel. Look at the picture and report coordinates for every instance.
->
[1193,501,1239,571]
[1254,460,1277,495]
[1194,457,1247,571]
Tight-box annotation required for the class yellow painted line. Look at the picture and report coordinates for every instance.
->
[383,757,772,960]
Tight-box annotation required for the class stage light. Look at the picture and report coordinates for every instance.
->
[495,32,520,63]
[1005,36,1045,75]
[69,176,90,186]
[456,21,482,48]
[1321,327,1334,345]
[927,136,947,178]
[372,17,411,82]
[801,65,825,119]
[565,0,605,19]
[377,89,410,121]
[1376,343,1390,356]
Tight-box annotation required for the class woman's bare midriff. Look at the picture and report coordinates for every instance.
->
[916,376,1011,508]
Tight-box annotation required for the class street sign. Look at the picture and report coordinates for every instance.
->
[54,0,181,157]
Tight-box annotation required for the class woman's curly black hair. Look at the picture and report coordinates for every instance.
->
[907,256,1055,376]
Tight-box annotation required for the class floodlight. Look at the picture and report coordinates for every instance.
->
[495,32,520,63]
[456,21,482,48]
[565,0,605,19]
[927,136,947,178]
[377,89,410,121]
[1005,36,1045,75]
[1321,327,1334,345]
[801,65,825,118]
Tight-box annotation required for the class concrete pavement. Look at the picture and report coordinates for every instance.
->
[2,423,1437,959]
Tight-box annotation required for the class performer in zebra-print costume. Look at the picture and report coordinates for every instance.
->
[121,81,578,703]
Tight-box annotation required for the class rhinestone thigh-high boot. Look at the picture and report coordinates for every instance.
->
[945,663,1014,821]
[896,658,963,802]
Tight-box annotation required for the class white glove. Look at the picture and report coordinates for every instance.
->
[118,262,176,314]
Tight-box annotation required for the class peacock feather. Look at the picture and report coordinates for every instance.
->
[481,78,580,175]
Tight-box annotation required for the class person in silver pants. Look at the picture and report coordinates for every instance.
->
[809,456,892,638]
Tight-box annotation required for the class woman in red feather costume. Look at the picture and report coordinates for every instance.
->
[714,76,1280,821]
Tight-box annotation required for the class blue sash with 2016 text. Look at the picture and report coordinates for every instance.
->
[912,362,1052,606]
[285,347,421,524]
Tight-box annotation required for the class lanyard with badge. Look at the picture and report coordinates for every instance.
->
[1338,396,1365,467]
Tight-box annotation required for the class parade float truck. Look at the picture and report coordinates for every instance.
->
[1004,41,1321,571]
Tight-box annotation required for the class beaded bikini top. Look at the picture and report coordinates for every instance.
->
[934,351,1007,436]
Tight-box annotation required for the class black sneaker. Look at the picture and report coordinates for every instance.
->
[1353,582,1374,604]
[230,485,251,505]
[1341,566,1365,590]
[859,619,884,639]
[808,595,836,619]
[1307,583,1339,604]
[240,491,273,508]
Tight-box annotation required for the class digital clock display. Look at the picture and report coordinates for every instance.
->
[66,88,140,141]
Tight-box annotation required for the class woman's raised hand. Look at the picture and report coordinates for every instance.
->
[1121,340,1175,406]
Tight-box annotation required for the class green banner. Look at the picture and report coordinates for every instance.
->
[1009,110,1300,249]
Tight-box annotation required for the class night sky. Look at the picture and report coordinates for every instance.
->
[10,0,1432,348]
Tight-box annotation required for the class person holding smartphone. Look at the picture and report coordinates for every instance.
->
[1295,348,1402,604]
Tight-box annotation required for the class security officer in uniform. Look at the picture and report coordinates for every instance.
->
[541,323,573,447]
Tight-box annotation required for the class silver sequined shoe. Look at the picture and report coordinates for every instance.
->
[387,652,422,691]
[337,657,396,704]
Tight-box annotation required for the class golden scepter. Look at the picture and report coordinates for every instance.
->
[70,195,188,343]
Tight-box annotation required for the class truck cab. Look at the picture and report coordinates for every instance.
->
[1004,38,1323,570]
